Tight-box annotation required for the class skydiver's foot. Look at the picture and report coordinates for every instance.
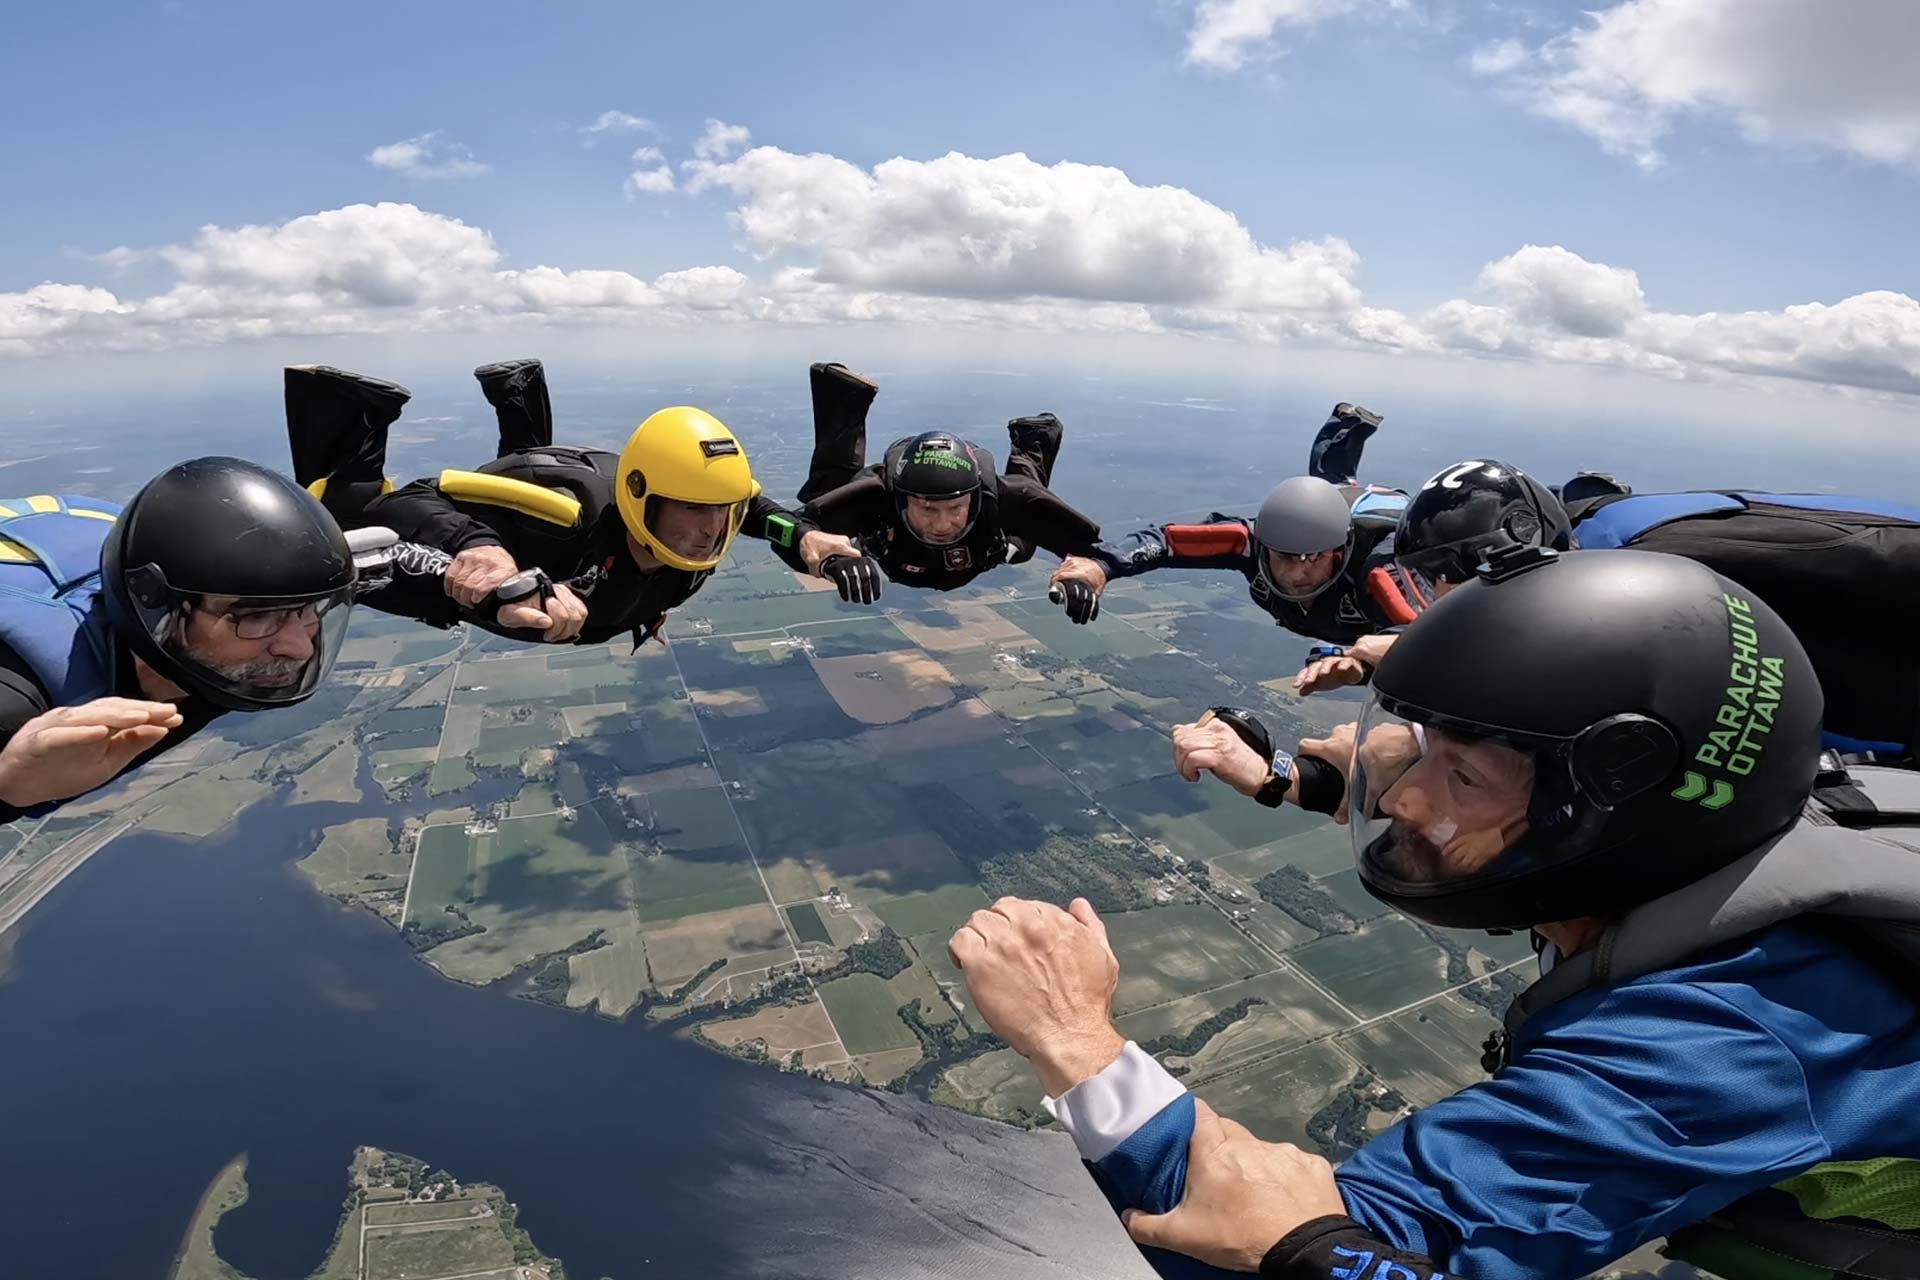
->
[1332,402,1383,430]
[1007,413,1063,485]
[811,362,878,394]
[284,365,412,521]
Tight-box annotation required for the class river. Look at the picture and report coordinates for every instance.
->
[0,783,1152,1280]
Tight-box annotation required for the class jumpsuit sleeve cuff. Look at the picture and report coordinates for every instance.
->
[1043,1041,1189,1162]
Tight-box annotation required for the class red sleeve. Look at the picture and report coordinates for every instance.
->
[1166,523,1251,558]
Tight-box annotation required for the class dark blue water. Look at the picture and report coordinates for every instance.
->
[0,792,1148,1280]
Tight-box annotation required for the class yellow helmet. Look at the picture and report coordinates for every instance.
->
[614,406,762,572]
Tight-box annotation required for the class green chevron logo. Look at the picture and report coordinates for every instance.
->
[1672,771,1734,810]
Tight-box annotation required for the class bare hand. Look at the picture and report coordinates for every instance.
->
[1050,555,1109,597]
[948,896,1124,1096]
[799,530,859,576]
[1292,655,1370,695]
[497,581,589,642]
[1347,633,1396,668]
[444,545,520,607]
[0,697,184,808]
[1171,718,1271,798]
[1122,1099,1347,1272]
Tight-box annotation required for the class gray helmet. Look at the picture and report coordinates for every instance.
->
[1253,476,1354,602]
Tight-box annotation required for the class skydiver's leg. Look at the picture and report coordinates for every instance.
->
[1002,414,1065,564]
[1307,402,1383,485]
[798,362,877,504]
[474,358,553,456]
[1005,413,1063,486]
[284,365,412,525]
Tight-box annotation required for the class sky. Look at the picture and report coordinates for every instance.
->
[2,0,1917,428]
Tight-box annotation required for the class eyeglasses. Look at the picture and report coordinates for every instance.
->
[219,603,323,639]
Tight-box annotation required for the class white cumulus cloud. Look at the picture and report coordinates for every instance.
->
[692,119,752,161]
[583,110,655,137]
[366,131,490,180]
[1472,0,1920,170]
[624,165,677,197]
[1184,0,1411,72]
[682,145,1362,314]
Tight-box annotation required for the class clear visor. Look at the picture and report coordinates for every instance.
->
[896,491,979,547]
[1350,695,1607,904]
[642,495,750,569]
[1258,540,1347,603]
[133,587,355,708]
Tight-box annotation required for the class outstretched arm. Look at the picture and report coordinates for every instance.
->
[1090,514,1258,581]
[997,475,1102,559]
[364,479,507,556]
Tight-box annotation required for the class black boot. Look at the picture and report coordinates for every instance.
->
[800,362,879,504]
[284,365,412,524]
[1006,413,1064,486]
[474,358,553,457]
[1307,402,1383,486]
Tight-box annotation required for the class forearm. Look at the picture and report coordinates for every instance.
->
[741,493,821,573]
[364,483,506,555]
[1091,520,1254,581]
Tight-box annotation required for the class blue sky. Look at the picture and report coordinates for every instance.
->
[3,0,1916,410]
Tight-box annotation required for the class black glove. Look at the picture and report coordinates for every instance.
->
[1049,580,1100,625]
[822,554,883,605]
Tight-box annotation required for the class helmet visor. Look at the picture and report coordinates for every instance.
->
[640,494,750,571]
[131,585,355,709]
[1350,695,1613,912]
[896,491,979,546]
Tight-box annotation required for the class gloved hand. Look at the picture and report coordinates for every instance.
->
[822,554,883,605]
[1050,579,1100,625]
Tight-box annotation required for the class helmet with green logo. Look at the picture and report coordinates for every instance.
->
[1349,548,1823,930]
[882,431,987,546]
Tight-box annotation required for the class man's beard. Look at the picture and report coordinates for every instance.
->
[206,655,310,689]
[1371,821,1453,886]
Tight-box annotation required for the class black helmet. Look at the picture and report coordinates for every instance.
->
[882,431,985,546]
[1351,548,1822,930]
[1395,459,1572,587]
[100,457,359,712]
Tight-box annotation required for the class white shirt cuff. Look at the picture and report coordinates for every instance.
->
[1042,1041,1190,1162]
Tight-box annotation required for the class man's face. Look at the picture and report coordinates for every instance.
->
[649,498,736,563]
[904,494,973,546]
[1264,546,1342,597]
[1369,726,1536,886]
[181,597,319,688]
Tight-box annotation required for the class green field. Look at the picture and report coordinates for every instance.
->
[1095,772,1290,860]
[1314,867,1394,923]
[1212,823,1353,882]
[909,930,988,1032]
[1193,1039,1358,1148]
[1022,722,1174,791]
[688,590,858,634]
[409,802,637,983]
[1340,993,1497,1106]
[872,883,992,937]
[1103,904,1280,1014]
[1115,967,1355,1080]
[798,616,917,657]
[364,1219,514,1280]
[567,932,652,1017]
[296,818,401,897]
[786,902,833,946]
[627,843,768,923]
[1289,915,1452,1018]
[934,1047,1048,1124]
[991,599,1171,661]
[817,972,918,1054]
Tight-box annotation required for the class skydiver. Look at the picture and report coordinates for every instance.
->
[954,550,1920,1280]
[285,360,867,648]
[1298,458,1920,755]
[0,458,380,820]
[795,362,1105,617]
[1047,404,1431,644]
